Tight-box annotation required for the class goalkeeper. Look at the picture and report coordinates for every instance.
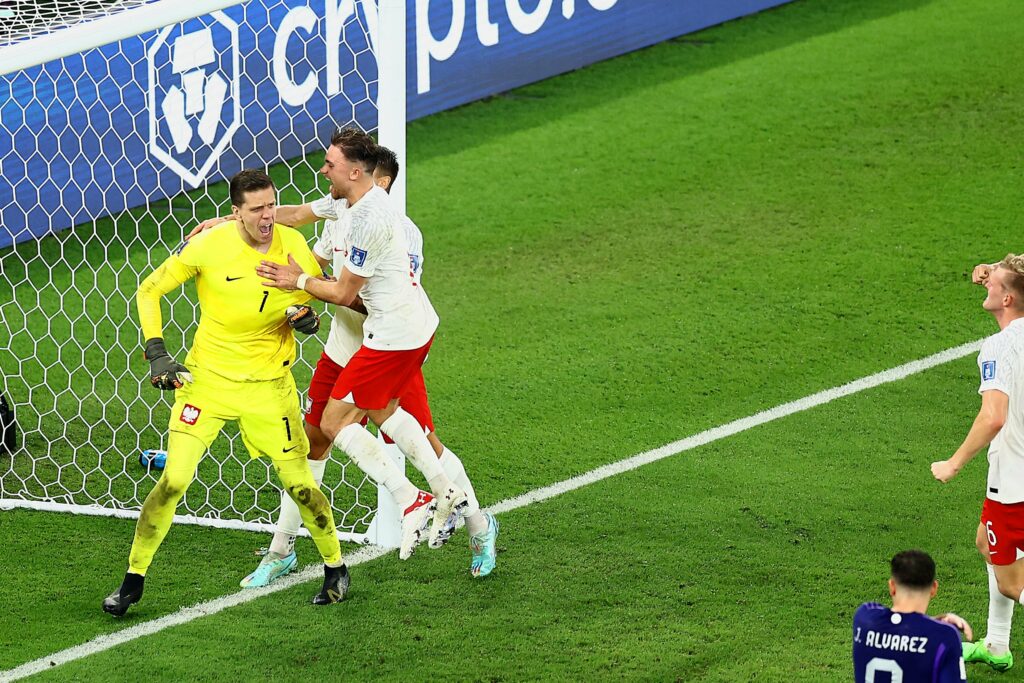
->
[102,170,349,616]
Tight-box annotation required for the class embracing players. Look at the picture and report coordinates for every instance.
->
[249,141,498,585]
[257,127,471,562]
[103,170,350,616]
[190,132,498,583]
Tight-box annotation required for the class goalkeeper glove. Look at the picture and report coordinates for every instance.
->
[144,338,193,390]
[286,305,320,335]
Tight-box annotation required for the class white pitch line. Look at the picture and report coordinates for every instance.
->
[0,544,391,683]
[489,339,982,516]
[0,338,983,682]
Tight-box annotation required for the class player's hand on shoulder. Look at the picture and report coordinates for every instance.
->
[286,305,320,335]
[930,459,960,483]
[186,215,231,240]
[972,263,992,285]
[143,338,193,390]
[935,612,973,641]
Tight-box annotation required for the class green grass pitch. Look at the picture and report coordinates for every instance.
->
[2,0,1024,679]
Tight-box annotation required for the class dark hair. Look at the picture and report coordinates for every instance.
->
[330,126,377,172]
[229,169,275,207]
[375,146,400,188]
[890,550,936,589]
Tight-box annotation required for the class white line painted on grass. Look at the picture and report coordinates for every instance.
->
[489,339,983,516]
[0,339,982,682]
[0,544,391,683]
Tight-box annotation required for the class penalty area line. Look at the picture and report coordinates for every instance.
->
[0,338,982,682]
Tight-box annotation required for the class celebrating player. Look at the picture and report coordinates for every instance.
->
[932,254,1024,671]
[240,143,497,586]
[852,550,969,683]
[258,128,467,556]
[102,170,350,616]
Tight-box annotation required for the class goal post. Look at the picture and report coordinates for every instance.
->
[0,0,408,547]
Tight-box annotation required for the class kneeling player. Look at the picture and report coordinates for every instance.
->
[853,550,968,682]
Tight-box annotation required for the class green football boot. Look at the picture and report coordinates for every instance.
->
[962,641,1014,672]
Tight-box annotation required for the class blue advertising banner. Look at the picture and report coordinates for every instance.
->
[0,0,792,249]
[409,0,793,118]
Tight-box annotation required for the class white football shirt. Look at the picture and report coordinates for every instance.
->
[978,317,1024,503]
[312,215,363,367]
[311,188,435,355]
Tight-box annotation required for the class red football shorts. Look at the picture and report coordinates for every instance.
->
[395,367,435,436]
[307,344,435,433]
[305,337,434,421]
[981,498,1024,566]
[306,352,344,428]
[331,337,433,411]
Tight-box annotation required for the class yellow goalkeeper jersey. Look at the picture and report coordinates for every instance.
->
[137,222,322,382]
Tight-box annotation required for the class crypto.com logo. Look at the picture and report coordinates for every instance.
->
[147,12,240,187]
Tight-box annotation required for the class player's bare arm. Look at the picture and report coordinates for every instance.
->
[931,389,1008,483]
[184,215,232,240]
[258,255,366,309]
[186,203,321,240]
[274,203,320,228]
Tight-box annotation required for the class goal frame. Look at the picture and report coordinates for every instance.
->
[0,0,409,548]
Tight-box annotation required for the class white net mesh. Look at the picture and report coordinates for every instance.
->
[0,1,163,49]
[0,0,387,540]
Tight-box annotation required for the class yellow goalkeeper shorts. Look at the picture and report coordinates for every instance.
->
[168,366,309,461]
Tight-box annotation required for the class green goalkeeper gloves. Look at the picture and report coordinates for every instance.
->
[144,338,193,391]
[286,305,320,335]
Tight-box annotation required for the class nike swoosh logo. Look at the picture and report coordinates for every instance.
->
[226,276,244,282]
[334,249,345,253]
[282,445,298,453]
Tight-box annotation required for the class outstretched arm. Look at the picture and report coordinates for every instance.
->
[185,204,322,240]
[275,204,320,229]
[931,389,1007,482]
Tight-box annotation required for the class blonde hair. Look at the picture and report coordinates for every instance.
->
[998,253,1024,308]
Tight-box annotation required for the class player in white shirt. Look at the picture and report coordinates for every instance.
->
[932,254,1024,672]
[238,145,498,585]
[257,129,467,555]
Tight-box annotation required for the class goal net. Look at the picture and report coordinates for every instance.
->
[0,0,407,544]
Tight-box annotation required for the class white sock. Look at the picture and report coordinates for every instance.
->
[439,447,487,536]
[336,423,417,509]
[269,458,328,557]
[988,563,1014,655]
[379,408,453,498]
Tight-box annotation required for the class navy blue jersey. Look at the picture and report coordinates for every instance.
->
[853,603,965,683]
